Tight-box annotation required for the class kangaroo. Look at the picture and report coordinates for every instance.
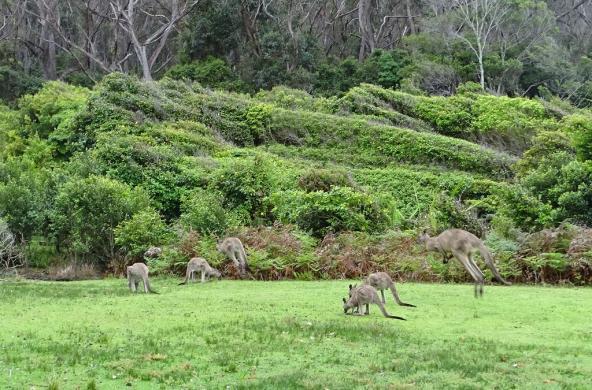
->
[343,284,406,320]
[418,229,511,297]
[144,246,162,259]
[216,237,249,276]
[363,272,416,307]
[179,257,221,285]
[126,263,158,294]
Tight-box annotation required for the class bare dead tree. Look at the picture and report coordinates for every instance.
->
[0,219,23,271]
[109,0,201,80]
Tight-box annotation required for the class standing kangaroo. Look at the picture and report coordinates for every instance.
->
[127,263,158,294]
[343,284,406,320]
[179,257,221,285]
[216,237,249,276]
[364,272,416,307]
[418,229,511,297]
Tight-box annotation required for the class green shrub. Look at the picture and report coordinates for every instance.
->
[297,168,356,192]
[245,103,273,144]
[269,108,513,177]
[114,209,171,258]
[0,65,43,103]
[269,187,387,237]
[51,176,151,265]
[254,86,337,113]
[18,81,89,139]
[414,95,474,138]
[514,131,575,176]
[165,57,245,91]
[562,113,592,161]
[0,166,57,241]
[92,132,199,218]
[179,189,228,235]
[210,155,273,221]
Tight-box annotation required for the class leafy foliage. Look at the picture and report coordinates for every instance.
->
[114,209,171,258]
[51,176,151,264]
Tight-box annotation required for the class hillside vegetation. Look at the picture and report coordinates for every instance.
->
[1,74,592,283]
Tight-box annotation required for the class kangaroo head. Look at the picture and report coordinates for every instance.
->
[342,297,351,313]
[417,229,430,245]
[212,269,222,278]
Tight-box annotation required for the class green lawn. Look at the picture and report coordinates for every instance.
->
[0,279,591,389]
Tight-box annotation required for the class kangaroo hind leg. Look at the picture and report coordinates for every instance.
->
[454,250,484,298]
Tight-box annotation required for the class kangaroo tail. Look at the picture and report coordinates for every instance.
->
[378,302,406,320]
[146,279,159,294]
[389,284,416,308]
[479,244,511,285]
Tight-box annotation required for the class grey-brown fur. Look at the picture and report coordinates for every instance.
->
[343,284,406,320]
[418,228,511,297]
[216,237,249,276]
[179,257,221,285]
[126,263,157,294]
[364,272,416,307]
[144,246,162,259]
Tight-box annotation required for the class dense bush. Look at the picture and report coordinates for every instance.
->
[254,86,337,113]
[210,155,273,222]
[18,81,89,140]
[165,57,245,91]
[114,209,171,259]
[562,113,592,161]
[298,168,356,192]
[348,83,556,151]
[92,132,201,218]
[269,187,387,237]
[179,189,229,235]
[269,108,513,177]
[0,66,43,104]
[50,176,151,264]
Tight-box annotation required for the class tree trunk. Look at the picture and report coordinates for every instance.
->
[405,0,416,34]
[38,1,57,80]
[136,45,153,81]
[478,53,485,90]
[358,0,375,60]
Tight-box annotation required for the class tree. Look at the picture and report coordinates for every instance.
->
[448,0,512,90]
[109,0,201,80]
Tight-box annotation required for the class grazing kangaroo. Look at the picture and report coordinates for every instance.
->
[216,237,249,276]
[418,229,511,297]
[343,284,406,320]
[179,257,221,285]
[364,272,416,307]
[126,263,158,294]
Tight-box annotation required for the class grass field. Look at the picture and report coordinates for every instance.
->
[1,279,591,389]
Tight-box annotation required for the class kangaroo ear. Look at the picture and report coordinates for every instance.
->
[342,298,346,303]
[349,284,353,290]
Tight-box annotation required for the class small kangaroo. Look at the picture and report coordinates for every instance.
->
[363,272,416,307]
[126,263,158,294]
[343,284,406,320]
[179,257,221,285]
[418,228,511,297]
[216,237,249,276]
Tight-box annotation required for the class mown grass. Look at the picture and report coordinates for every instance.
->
[1,279,590,389]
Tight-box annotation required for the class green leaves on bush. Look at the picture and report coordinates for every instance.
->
[51,176,151,264]
[269,187,387,237]
[298,168,356,193]
[211,155,273,221]
[179,189,228,235]
[114,209,171,258]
